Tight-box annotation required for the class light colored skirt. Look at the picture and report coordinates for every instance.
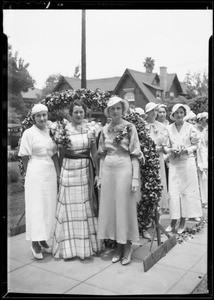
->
[52,157,103,259]
[168,156,202,219]
[25,157,57,241]
[198,170,208,204]
[97,155,139,244]
[158,152,169,210]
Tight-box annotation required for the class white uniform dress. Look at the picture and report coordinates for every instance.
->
[166,122,203,219]
[195,126,208,204]
[18,125,57,241]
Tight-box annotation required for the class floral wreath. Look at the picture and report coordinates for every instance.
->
[18,88,162,237]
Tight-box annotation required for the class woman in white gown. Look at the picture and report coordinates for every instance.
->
[18,104,59,260]
[144,102,169,214]
[164,104,203,234]
[97,96,144,266]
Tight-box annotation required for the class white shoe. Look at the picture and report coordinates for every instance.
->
[194,217,200,222]
[31,246,43,260]
[142,230,151,240]
[177,227,186,234]
[112,247,123,263]
[165,225,173,232]
[121,248,133,266]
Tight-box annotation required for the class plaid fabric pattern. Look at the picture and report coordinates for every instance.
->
[52,125,103,259]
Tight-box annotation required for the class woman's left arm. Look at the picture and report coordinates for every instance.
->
[52,153,60,178]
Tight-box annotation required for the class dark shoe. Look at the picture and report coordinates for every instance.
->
[31,242,43,260]
[39,241,52,254]
[112,245,123,263]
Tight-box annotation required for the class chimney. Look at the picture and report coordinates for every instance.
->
[160,66,167,99]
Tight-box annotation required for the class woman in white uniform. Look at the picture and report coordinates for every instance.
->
[18,104,59,260]
[145,102,169,215]
[164,104,203,234]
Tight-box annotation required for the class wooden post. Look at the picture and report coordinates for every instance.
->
[81,9,86,89]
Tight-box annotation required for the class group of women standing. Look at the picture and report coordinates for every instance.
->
[18,96,208,265]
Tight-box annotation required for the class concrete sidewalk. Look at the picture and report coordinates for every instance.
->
[7,213,208,296]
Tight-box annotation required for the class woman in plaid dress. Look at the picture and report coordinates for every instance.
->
[51,100,103,260]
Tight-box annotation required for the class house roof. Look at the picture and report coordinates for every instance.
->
[54,77,81,91]
[53,76,120,92]
[114,69,160,103]
[180,82,188,94]
[87,77,120,91]
[21,88,42,99]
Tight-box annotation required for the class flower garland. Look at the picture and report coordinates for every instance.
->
[176,218,208,244]
[123,112,163,235]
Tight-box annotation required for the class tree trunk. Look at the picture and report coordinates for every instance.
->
[81,10,86,88]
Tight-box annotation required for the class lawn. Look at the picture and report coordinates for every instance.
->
[8,161,25,236]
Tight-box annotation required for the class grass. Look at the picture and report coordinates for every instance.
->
[8,161,25,235]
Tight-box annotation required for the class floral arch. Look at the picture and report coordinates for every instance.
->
[19,88,162,236]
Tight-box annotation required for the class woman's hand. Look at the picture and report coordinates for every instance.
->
[97,177,102,190]
[94,175,99,186]
[131,178,139,193]
[156,145,163,153]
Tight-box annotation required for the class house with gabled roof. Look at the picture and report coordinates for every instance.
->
[53,76,120,93]
[21,88,42,109]
[113,67,187,110]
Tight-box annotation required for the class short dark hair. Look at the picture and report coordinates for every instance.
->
[69,100,87,116]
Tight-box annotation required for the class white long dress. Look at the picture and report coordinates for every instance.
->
[195,126,208,204]
[166,122,203,219]
[18,125,57,241]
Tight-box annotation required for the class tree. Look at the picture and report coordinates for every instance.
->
[183,71,208,99]
[8,106,22,124]
[38,74,62,101]
[45,73,62,88]
[143,57,155,73]
[8,44,35,121]
[164,95,208,122]
[74,65,80,78]
[8,44,35,94]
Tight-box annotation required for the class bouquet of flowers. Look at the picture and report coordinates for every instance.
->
[50,119,70,149]
[114,124,131,144]
[171,143,185,159]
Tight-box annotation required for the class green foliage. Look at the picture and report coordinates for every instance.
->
[8,45,35,94]
[8,93,27,120]
[165,95,208,120]
[123,113,162,233]
[45,73,62,88]
[183,71,208,99]
[143,57,155,73]
[74,65,80,78]
[8,106,23,124]
[187,96,208,115]
[8,167,19,183]
[8,44,36,121]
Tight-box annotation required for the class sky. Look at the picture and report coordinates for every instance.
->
[3,9,213,89]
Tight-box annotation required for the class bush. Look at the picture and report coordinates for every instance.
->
[8,168,19,183]
[8,150,19,162]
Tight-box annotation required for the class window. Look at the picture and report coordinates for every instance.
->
[123,88,135,102]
